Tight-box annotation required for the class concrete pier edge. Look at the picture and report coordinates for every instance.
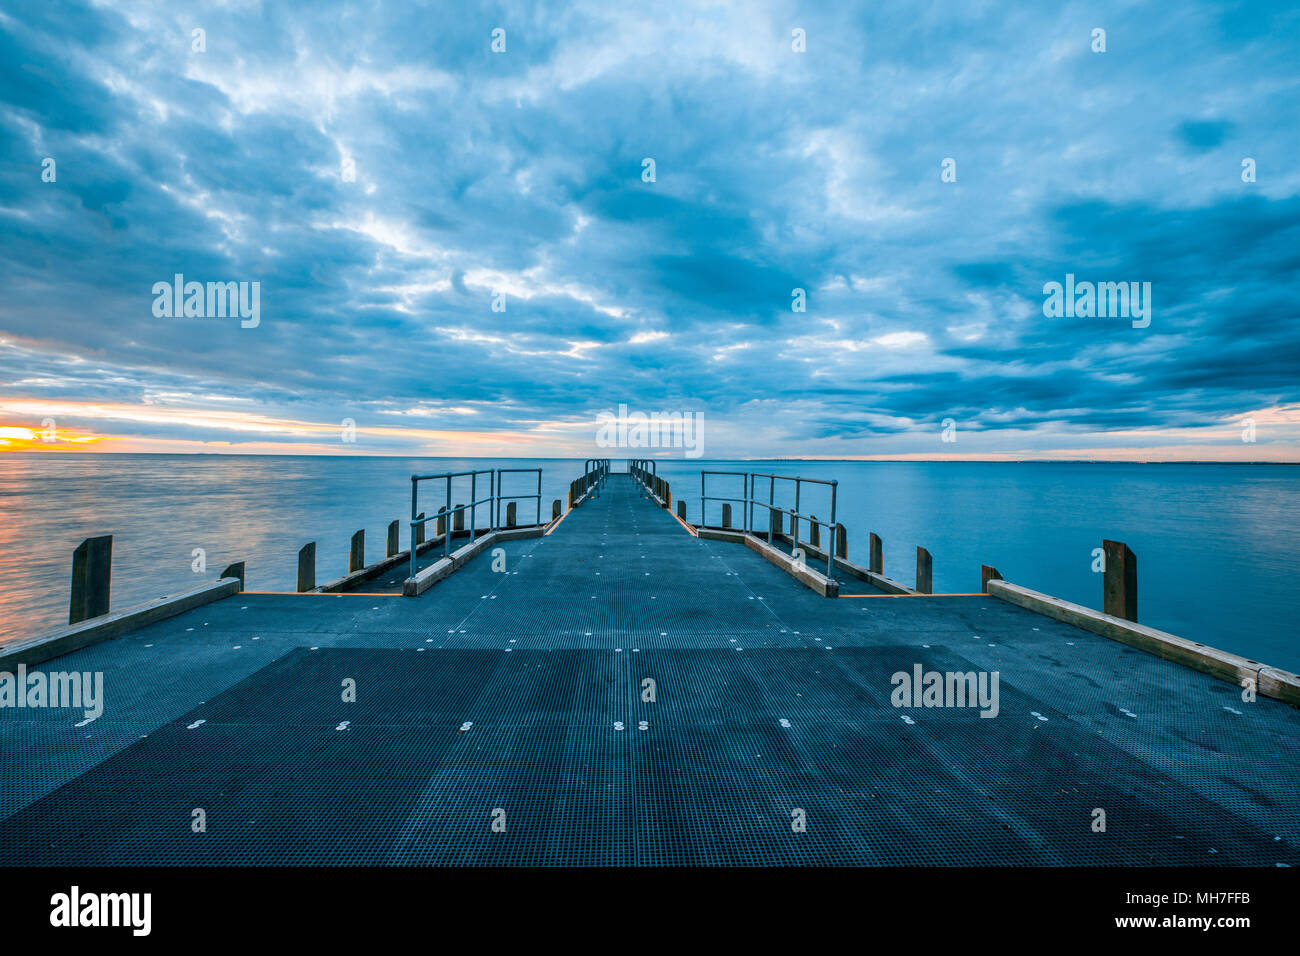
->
[0,577,241,669]
[987,578,1300,707]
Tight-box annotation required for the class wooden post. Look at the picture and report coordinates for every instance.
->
[387,520,399,558]
[69,535,112,624]
[981,564,1001,594]
[835,525,847,559]
[722,503,732,529]
[552,499,562,520]
[220,562,246,591]
[916,547,933,594]
[297,542,316,592]
[771,510,782,537]
[1103,539,1137,622]
[810,516,820,548]
[415,512,425,546]
[436,506,447,536]
[506,501,517,528]
[349,530,365,573]
[869,533,883,574]
[454,505,465,533]
[677,500,686,521]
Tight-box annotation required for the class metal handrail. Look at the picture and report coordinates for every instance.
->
[701,471,839,581]
[408,468,542,580]
[629,459,656,498]
[495,468,543,529]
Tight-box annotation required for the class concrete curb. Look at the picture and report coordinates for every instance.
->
[402,527,545,596]
[768,534,916,595]
[319,526,543,593]
[697,528,839,597]
[0,578,241,669]
[987,579,1300,707]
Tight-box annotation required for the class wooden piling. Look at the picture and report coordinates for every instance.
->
[387,520,399,558]
[349,530,365,574]
[436,506,447,536]
[454,505,465,532]
[297,542,316,592]
[835,525,847,559]
[722,503,732,529]
[220,562,246,591]
[1103,539,1137,622]
[677,500,686,521]
[869,533,883,574]
[552,499,562,520]
[916,546,933,594]
[810,516,820,548]
[415,512,426,546]
[69,535,112,624]
[507,501,517,528]
[981,564,1002,594]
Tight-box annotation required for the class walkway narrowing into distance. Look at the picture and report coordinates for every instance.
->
[2,474,1298,864]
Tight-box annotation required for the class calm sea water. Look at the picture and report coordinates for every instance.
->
[1,455,1296,670]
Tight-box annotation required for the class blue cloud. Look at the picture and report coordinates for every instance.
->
[0,0,1298,457]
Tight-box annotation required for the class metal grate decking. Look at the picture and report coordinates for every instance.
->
[2,475,1298,865]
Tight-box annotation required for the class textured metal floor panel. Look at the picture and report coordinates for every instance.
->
[1,646,1296,866]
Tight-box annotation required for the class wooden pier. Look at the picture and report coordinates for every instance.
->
[1,469,1298,865]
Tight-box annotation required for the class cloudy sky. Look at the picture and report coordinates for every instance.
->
[1,0,1297,459]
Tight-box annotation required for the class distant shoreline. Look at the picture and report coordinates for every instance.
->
[2,451,1297,465]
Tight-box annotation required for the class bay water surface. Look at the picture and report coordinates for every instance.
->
[0,455,1295,671]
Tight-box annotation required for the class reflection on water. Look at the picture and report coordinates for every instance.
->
[1,455,1296,670]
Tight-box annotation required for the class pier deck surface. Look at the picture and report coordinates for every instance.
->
[2,475,1298,865]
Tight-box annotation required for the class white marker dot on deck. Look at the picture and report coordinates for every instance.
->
[1120,708,1137,718]
[778,718,791,728]
[509,639,516,643]
[417,648,424,652]
[638,721,648,730]
[900,715,915,725]
[1030,712,1048,721]
[922,645,930,649]
[1066,641,1074,646]
[143,644,152,648]
[232,645,241,650]
[616,648,622,653]
[1223,706,1242,715]
[426,639,433,643]
[252,636,260,641]
[241,606,248,610]
[729,639,736,643]
[614,722,624,731]
[336,721,350,731]
[310,647,318,650]
[187,720,205,730]
[814,638,821,642]
[448,630,454,634]
[186,628,194,632]
[660,632,667,636]
[459,721,473,732]
[632,648,639,652]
